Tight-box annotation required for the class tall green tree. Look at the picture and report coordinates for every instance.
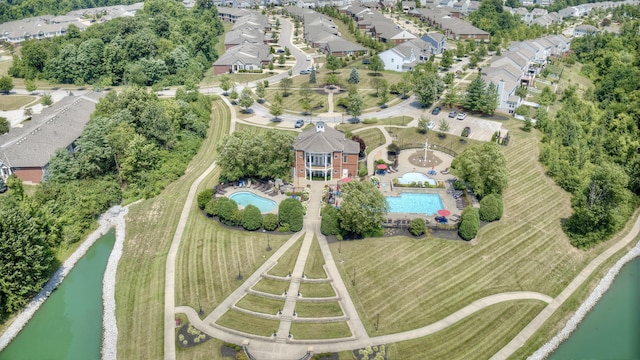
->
[414,72,443,108]
[279,76,293,97]
[338,180,388,236]
[239,87,254,113]
[368,55,384,75]
[0,117,9,135]
[347,86,363,120]
[255,81,266,102]
[479,82,499,114]
[348,68,360,84]
[0,76,14,93]
[440,50,454,69]
[452,143,509,197]
[270,93,283,121]
[464,75,486,112]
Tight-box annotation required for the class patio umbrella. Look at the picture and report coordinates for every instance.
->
[438,209,451,217]
[377,164,388,170]
[341,177,351,183]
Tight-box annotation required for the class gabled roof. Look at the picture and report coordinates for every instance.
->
[0,92,105,168]
[292,124,359,154]
[224,27,265,46]
[325,38,368,53]
[213,44,272,66]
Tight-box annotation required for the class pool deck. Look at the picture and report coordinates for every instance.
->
[222,184,292,215]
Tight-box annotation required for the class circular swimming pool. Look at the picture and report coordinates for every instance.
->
[229,192,277,213]
[386,192,444,215]
[397,172,437,186]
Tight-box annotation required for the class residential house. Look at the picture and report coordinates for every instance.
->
[373,22,417,44]
[573,24,599,37]
[224,27,266,50]
[292,122,360,181]
[379,38,432,71]
[0,92,104,183]
[212,44,272,75]
[402,1,417,12]
[0,17,87,44]
[217,8,251,23]
[530,8,548,17]
[324,38,368,56]
[421,32,446,54]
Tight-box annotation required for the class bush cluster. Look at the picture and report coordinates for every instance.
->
[409,218,426,236]
[479,194,503,222]
[279,198,304,232]
[458,207,480,241]
[320,205,341,235]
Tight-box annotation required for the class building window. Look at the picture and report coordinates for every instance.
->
[343,155,348,163]
[334,170,338,174]
[334,154,338,159]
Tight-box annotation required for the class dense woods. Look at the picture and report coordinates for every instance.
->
[9,0,223,87]
[539,21,640,248]
[0,87,212,317]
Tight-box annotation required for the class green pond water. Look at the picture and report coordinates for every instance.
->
[550,257,640,360]
[0,230,115,360]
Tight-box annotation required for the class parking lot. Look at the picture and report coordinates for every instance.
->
[428,110,505,142]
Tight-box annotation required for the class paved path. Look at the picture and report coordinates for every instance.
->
[490,213,640,360]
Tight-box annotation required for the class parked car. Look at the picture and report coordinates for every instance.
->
[435,216,448,223]
[462,126,471,137]
[427,121,435,130]
[457,112,467,120]
[295,119,304,128]
[300,69,310,75]
[276,49,285,53]
[431,106,441,115]
[448,111,457,118]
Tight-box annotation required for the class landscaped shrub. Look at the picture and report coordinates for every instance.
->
[321,205,341,235]
[453,179,466,190]
[197,189,215,210]
[458,207,480,241]
[278,198,304,231]
[409,218,426,236]
[278,223,290,232]
[262,213,279,231]
[204,198,218,216]
[232,209,243,227]
[241,205,263,231]
[216,197,238,226]
[358,162,368,177]
[479,193,503,222]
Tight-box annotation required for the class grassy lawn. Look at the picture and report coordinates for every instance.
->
[235,294,285,315]
[355,128,386,155]
[252,277,290,295]
[115,98,230,359]
[388,300,546,359]
[336,116,412,133]
[268,233,304,277]
[295,301,343,318]
[175,313,227,360]
[387,127,483,154]
[216,309,279,337]
[263,87,328,114]
[328,120,622,340]
[290,321,352,340]
[298,282,336,298]
[0,95,36,110]
[303,235,327,279]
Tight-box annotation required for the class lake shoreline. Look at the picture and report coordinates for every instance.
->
[530,238,640,359]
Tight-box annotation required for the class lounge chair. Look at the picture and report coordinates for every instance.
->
[440,167,450,174]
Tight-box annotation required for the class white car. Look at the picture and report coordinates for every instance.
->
[457,113,467,120]
[427,121,435,130]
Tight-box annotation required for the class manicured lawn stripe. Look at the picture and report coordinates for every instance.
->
[295,302,343,318]
[290,322,352,340]
[216,310,279,337]
[252,278,290,295]
[235,294,285,315]
[303,235,327,279]
[268,233,304,277]
[356,128,385,155]
[298,282,336,298]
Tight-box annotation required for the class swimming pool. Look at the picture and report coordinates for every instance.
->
[397,172,437,186]
[229,192,277,213]
[386,192,444,215]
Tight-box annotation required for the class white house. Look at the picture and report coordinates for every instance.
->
[379,38,432,72]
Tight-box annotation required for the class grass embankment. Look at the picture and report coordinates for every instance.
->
[290,322,352,340]
[295,302,343,318]
[355,128,385,155]
[0,95,36,110]
[216,310,279,337]
[252,278,289,295]
[298,282,336,298]
[268,234,304,277]
[328,120,626,354]
[115,99,232,359]
[303,235,327,279]
[389,301,546,359]
[236,294,284,315]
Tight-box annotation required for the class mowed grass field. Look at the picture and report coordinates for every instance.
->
[115,99,230,359]
[328,120,624,344]
[0,95,36,110]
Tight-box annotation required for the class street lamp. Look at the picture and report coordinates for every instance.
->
[264,229,272,252]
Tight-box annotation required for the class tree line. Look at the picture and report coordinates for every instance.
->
[0,87,213,317]
[537,20,640,248]
[9,0,223,87]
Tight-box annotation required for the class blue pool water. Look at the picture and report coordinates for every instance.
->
[229,191,277,213]
[386,192,444,215]
[397,172,437,186]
